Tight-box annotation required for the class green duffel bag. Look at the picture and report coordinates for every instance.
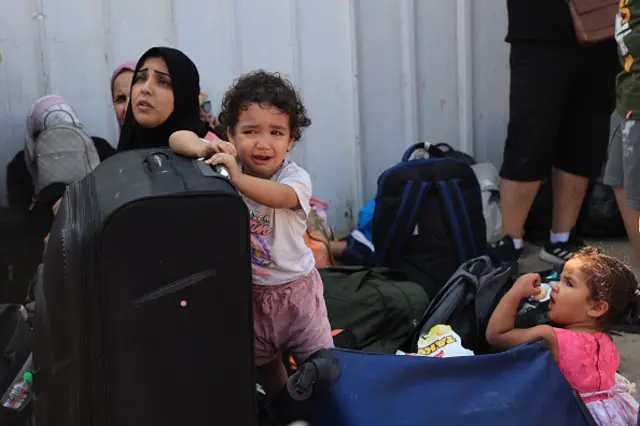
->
[320,266,429,354]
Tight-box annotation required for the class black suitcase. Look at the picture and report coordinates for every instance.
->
[32,148,255,426]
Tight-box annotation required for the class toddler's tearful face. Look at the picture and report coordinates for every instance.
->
[230,103,294,179]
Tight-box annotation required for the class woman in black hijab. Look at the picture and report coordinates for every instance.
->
[117,47,209,151]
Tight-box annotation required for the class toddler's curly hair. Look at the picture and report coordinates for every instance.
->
[218,70,311,141]
[572,246,639,329]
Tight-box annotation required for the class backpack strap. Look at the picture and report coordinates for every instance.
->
[374,180,430,266]
[401,143,426,162]
[401,142,447,162]
[409,267,478,352]
[436,180,479,264]
[434,143,455,153]
[451,179,479,257]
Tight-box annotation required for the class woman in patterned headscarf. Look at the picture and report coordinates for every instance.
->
[111,60,136,131]
[23,95,86,180]
[7,95,113,208]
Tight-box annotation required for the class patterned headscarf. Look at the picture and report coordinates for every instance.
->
[110,60,137,95]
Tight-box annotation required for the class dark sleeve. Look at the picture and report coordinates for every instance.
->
[91,137,117,161]
[6,151,34,209]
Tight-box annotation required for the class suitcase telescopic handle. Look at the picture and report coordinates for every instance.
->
[212,165,231,179]
[145,152,175,175]
[146,152,231,180]
[193,157,231,180]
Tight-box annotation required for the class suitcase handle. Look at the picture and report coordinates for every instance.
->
[145,152,231,181]
[212,165,230,179]
[401,142,446,162]
[145,152,174,175]
[193,159,231,180]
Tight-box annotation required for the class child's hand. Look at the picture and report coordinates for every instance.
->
[511,273,542,299]
[206,153,240,179]
[197,141,236,159]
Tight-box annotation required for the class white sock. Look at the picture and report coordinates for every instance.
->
[512,238,523,250]
[550,231,570,244]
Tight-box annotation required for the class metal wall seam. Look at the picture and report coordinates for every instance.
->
[289,0,302,85]
[399,0,419,148]
[167,0,178,46]
[101,0,117,145]
[456,0,474,156]
[347,0,364,222]
[34,0,51,95]
[228,0,241,76]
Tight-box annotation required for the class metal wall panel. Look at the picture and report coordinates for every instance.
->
[355,0,510,199]
[0,0,510,233]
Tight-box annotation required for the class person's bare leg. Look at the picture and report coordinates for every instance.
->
[329,240,347,258]
[550,167,589,234]
[500,178,541,240]
[256,358,288,400]
[615,188,640,264]
[538,168,590,265]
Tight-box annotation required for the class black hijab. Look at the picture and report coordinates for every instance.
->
[117,47,208,151]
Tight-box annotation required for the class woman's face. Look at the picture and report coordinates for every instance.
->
[112,71,133,127]
[130,57,174,128]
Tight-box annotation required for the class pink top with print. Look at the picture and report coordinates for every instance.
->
[553,328,619,402]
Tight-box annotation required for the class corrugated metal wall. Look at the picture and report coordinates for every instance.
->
[0,0,510,234]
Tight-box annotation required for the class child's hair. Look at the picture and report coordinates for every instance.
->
[218,70,311,141]
[572,246,639,329]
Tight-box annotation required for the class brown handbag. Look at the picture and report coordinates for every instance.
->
[567,0,619,45]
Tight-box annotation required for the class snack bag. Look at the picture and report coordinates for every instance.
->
[518,272,558,315]
[412,324,474,358]
[309,198,330,234]
[305,198,334,268]
[516,272,558,328]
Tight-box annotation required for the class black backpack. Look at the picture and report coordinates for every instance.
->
[372,143,488,298]
[0,304,32,426]
[405,256,511,354]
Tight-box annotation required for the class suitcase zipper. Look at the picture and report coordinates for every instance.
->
[64,175,102,425]
[80,174,105,424]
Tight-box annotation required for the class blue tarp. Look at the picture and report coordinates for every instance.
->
[286,342,594,426]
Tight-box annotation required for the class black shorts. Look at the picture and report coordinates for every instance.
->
[500,40,620,182]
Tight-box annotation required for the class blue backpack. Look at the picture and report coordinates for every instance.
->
[371,143,487,298]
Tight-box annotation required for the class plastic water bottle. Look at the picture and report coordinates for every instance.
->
[1,372,33,411]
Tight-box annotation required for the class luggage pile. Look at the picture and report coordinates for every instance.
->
[272,143,598,426]
[0,142,603,426]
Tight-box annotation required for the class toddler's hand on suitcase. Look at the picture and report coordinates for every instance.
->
[197,140,236,159]
[511,273,541,299]
[206,153,240,178]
